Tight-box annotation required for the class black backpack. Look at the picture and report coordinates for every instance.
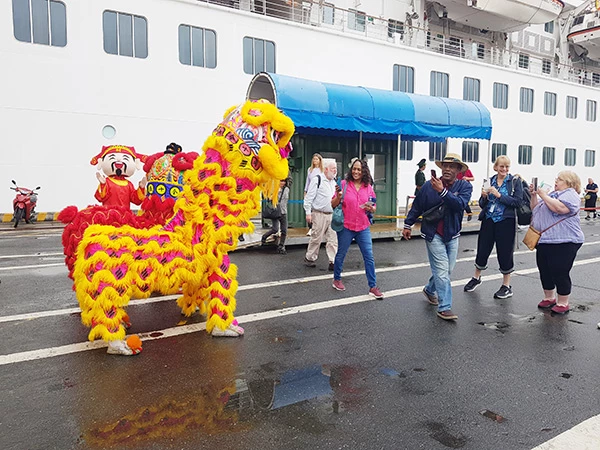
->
[511,176,532,225]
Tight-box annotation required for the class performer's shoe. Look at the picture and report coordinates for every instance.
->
[106,338,142,356]
[211,323,245,337]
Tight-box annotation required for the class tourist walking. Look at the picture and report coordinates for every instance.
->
[463,156,523,299]
[402,153,473,320]
[584,177,598,219]
[304,153,323,236]
[332,158,383,299]
[304,158,338,270]
[261,178,290,254]
[531,171,584,315]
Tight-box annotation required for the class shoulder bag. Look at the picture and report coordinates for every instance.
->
[331,183,347,232]
[523,211,577,251]
[421,202,445,225]
[263,188,284,220]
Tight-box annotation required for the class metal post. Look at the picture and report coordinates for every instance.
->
[359,131,363,159]
[486,139,491,179]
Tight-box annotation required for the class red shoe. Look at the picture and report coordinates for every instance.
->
[369,286,384,300]
[332,279,345,291]
[551,304,569,315]
[537,299,557,309]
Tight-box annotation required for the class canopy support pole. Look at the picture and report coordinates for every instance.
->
[486,140,491,179]
[359,131,363,159]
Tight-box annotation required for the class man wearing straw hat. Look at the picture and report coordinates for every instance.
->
[402,153,472,321]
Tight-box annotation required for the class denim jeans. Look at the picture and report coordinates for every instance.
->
[424,234,459,312]
[333,227,376,288]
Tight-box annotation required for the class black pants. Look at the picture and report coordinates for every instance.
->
[475,217,516,274]
[465,203,472,214]
[262,214,288,247]
[536,242,582,296]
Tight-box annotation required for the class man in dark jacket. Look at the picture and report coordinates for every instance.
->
[402,153,472,321]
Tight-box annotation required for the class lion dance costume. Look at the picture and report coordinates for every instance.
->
[70,100,294,355]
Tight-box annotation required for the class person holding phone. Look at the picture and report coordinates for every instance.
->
[403,153,472,321]
[464,156,523,299]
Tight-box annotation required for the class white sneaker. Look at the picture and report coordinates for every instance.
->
[306,229,312,236]
[211,323,245,337]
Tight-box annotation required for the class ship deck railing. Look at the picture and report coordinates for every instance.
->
[197,0,600,88]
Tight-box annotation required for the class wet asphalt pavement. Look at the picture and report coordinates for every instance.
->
[0,222,599,450]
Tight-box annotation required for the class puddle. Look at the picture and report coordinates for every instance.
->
[425,421,467,448]
[379,368,405,379]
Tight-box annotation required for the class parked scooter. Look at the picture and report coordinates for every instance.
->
[10,180,40,228]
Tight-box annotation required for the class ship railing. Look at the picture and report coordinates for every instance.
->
[198,0,600,88]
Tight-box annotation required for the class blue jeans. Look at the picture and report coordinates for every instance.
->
[334,227,377,288]
[424,234,459,312]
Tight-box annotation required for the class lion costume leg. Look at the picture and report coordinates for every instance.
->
[204,254,243,337]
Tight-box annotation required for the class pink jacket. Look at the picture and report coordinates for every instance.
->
[340,180,376,232]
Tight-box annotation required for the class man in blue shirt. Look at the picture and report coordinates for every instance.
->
[402,153,472,320]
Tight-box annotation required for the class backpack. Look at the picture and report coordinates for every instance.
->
[511,176,532,225]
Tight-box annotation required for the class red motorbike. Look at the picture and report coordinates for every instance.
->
[10,180,40,228]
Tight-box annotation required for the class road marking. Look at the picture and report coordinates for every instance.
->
[1,241,599,323]
[531,413,600,449]
[1,256,599,366]
[0,263,65,272]
[0,252,63,260]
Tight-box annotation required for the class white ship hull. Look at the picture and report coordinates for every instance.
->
[0,0,598,214]
[568,11,600,61]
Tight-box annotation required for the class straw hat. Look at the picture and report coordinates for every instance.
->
[435,153,468,172]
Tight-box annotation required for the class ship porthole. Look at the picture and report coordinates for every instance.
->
[102,125,116,139]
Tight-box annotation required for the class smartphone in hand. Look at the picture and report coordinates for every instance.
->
[431,169,437,178]
[532,177,538,191]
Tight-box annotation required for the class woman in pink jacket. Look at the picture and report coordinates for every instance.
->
[331,159,384,299]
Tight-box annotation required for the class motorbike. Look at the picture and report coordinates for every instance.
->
[10,180,40,228]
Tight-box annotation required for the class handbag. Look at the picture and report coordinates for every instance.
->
[421,203,445,225]
[522,211,577,251]
[331,183,347,232]
[263,188,284,220]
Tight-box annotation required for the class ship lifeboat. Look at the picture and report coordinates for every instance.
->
[567,11,600,61]
[432,0,564,32]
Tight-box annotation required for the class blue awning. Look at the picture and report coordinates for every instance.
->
[247,73,492,142]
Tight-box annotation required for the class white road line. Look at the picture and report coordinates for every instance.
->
[0,252,63,260]
[1,241,599,324]
[1,256,599,366]
[0,262,65,272]
[531,414,600,449]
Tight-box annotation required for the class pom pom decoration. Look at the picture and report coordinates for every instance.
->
[126,335,143,354]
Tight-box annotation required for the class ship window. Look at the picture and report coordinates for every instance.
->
[518,53,529,70]
[430,71,449,97]
[544,21,554,34]
[348,9,366,32]
[542,59,551,75]
[573,16,584,26]
[491,143,507,162]
[399,141,413,160]
[393,65,414,93]
[243,37,276,74]
[462,141,479,163]
[471,42,485,60]
[585,149,595,167]
[586,100,597,122]
[566,96,578,119]
[322,3,334,25]
[542,147,555,166]
[493,83,508,109]
[564,148,576,166]
[428,141,447,161]
[12,0,67,46]
[518,145,532,165]
[388,19,404,39]
[593,73,600,86]
[178,25,217,69]
[544,92,556,116]
[103,11,147,58]
[463,77,480,101]
[520,88,534,113]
